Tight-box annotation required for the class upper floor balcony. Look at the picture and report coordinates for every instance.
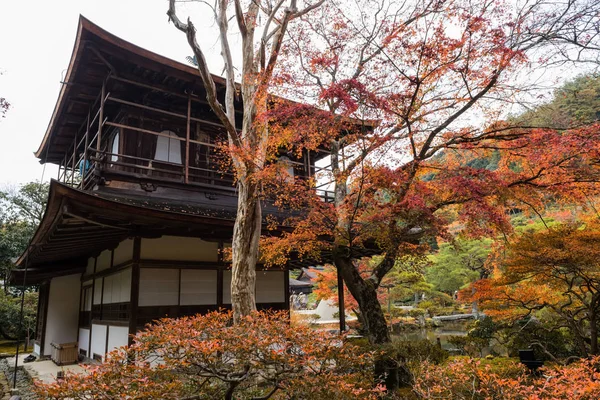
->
[38,17,336,203]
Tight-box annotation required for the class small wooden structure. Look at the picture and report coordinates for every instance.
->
[50,342,79,365]
[519,349,544,371]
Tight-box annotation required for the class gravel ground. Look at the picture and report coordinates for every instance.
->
[0,358,37,400]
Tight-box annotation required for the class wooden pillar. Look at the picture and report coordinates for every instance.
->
[129,237,141,344]
[185,94,191,184]
[88,257,97,357]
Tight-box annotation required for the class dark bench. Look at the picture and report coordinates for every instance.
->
[519,349,544,371]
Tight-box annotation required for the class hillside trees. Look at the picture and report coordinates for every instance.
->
[427,238,493,295]
[167,0,325,321]
[261,0,600,389]
[0,182,48,341]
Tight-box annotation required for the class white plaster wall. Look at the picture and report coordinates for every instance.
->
[78,328,90,355]
[180,270,217,305]
[43,274,81,356]
[139,268,179,306]
[141,236,219,262]
[91,324,107,359]
[96,249,112,272]
[256,271,285,303]
[113,239,134,266]
[106,326,129,356]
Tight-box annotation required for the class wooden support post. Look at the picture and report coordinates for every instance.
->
[88,257,97,357]
[129,237,141,345]
[185,94,191,184]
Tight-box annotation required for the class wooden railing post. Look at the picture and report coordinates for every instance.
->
[72,134,77,186]
[82,111,91,188]
[96,80,106,167]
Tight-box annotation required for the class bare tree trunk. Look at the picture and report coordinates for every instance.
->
[231,178,261,321]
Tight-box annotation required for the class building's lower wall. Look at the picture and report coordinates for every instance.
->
[43,274,81,357]
[43,236,289,362]
[80,324,128,361]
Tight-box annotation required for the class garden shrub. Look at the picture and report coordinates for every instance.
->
[36,310,383,399]
[413,356,600,399]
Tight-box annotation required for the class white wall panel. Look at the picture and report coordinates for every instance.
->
[256,271,285,303]
[106,326,129,357]
[139,268,179,306]
[180,270,217,305]
[91,324,107,359]
[78,328,90,355]
[43,274,81,356]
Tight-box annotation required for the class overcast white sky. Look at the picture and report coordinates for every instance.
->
[0,0,229,185]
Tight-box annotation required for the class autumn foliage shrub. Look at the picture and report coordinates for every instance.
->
[36,310,382,399]
[413,356,600,399]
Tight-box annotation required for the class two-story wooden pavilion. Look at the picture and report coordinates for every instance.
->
[11,16,336,362]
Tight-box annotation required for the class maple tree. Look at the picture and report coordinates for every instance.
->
[260,0,600,389]
[471,220,600,356]
[167,0,325,321]
[36,310,381,400]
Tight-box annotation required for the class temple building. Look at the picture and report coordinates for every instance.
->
[11,16,335,362]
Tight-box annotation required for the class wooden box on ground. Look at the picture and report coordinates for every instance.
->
[50,342,78,365]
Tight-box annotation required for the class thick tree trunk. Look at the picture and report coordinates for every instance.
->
[333,250,410,390]
[231,178,261,322]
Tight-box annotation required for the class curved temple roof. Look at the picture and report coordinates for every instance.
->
[12,180,237,285]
